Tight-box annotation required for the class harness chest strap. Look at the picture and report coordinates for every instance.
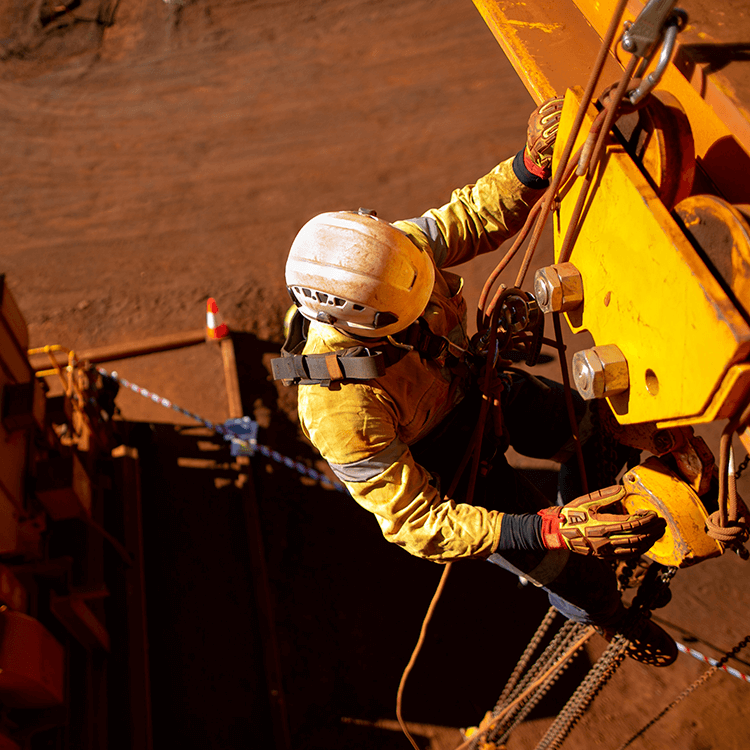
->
[270,347,387,387]
[270,310,466,387]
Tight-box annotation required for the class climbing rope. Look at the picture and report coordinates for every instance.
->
[706,402,750,558]
[465,613,594,749]
[446,4,694,748]
[459,621,595,750]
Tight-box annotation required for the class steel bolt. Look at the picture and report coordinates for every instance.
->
[534,274,551,308]
[533,263,584,314]
[572,344,629,400]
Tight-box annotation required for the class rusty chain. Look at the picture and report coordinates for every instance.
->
[734,452,750,480]
[476,616,590,748]
[615,633,750,750]
[531,564,677,750]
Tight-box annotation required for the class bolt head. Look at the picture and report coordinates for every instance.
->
[533,264,583,314]
[572,345,629,400]
[533,274,551,308]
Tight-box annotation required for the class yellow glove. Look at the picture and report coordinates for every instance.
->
[537,486,667,558]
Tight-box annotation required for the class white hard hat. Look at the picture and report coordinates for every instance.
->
[285,210,435,338]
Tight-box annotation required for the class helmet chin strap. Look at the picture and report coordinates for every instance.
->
[332,324,388,344]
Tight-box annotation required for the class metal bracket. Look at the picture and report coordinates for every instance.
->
[621,0,679,58]
[222,417,259,457]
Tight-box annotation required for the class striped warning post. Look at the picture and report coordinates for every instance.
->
[206,298,229,341]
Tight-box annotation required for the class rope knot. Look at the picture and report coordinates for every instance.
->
[705,510,750,547]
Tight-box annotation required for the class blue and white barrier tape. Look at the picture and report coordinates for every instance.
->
[97,366,348,494]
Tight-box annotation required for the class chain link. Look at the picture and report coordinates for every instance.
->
[734,452,750,480]
[530,565,677,750]
[616,633,750,750]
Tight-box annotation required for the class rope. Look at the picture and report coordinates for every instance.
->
[395,564,452,750]
[96,366,349,494]
[396,304,507,749]
[457,627,595,750]
[708,403,750,554]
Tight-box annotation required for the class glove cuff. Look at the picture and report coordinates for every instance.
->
[497,512,546,552]
[513,149,550,190]
[537,507,567,550]
[523,146,551,180]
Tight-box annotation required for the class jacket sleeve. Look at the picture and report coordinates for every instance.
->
[298,381,504,562]
[394,155,546,269]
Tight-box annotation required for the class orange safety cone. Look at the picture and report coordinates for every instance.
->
[206,297,230,341]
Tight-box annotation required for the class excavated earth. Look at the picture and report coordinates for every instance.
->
[1,0,749,748]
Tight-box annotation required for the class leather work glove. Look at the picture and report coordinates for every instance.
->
[523,96,565,180]
[537,486,667,558]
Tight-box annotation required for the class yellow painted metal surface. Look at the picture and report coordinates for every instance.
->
[555,87,750,422]
[622,457,723,567]
[554,87,750,425]
[471,0,624,104]
[573,0,750,182]
[473,0,750,565]
[473,0,750,203]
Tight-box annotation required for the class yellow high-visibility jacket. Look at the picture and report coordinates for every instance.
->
[298,156,545,562]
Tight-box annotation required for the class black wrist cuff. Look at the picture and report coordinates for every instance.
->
[513,149,550,190]
[497,512,545,553]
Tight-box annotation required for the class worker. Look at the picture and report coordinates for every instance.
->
[273,98,676,666]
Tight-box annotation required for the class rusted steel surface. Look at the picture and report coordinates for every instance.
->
[28,328,206,371]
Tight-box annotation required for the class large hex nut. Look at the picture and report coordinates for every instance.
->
[572,344,629,400]
[533,263,583,313]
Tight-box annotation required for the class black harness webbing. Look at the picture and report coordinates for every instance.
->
[271,347,389,387]
[270,311,453,387]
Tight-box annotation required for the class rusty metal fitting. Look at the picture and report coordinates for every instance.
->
[572,344,629,400]
[533,263,584,314]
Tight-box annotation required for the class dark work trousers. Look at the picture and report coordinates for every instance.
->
[410,371,622,627]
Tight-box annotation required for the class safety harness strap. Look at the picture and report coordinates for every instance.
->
[270,309,456,387]
[270,348,387,387]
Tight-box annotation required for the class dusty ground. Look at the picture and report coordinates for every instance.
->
[1,0,749,748]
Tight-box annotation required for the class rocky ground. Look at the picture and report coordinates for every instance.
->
[1,0,749,748]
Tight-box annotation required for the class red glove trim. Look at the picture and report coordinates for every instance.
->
[537,507,565,550]
[523,147,550,180]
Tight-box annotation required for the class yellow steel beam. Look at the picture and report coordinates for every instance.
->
[473,0,750,203]
[472,0,625,103]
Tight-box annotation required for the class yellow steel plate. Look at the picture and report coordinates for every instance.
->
[555,87,750,425]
